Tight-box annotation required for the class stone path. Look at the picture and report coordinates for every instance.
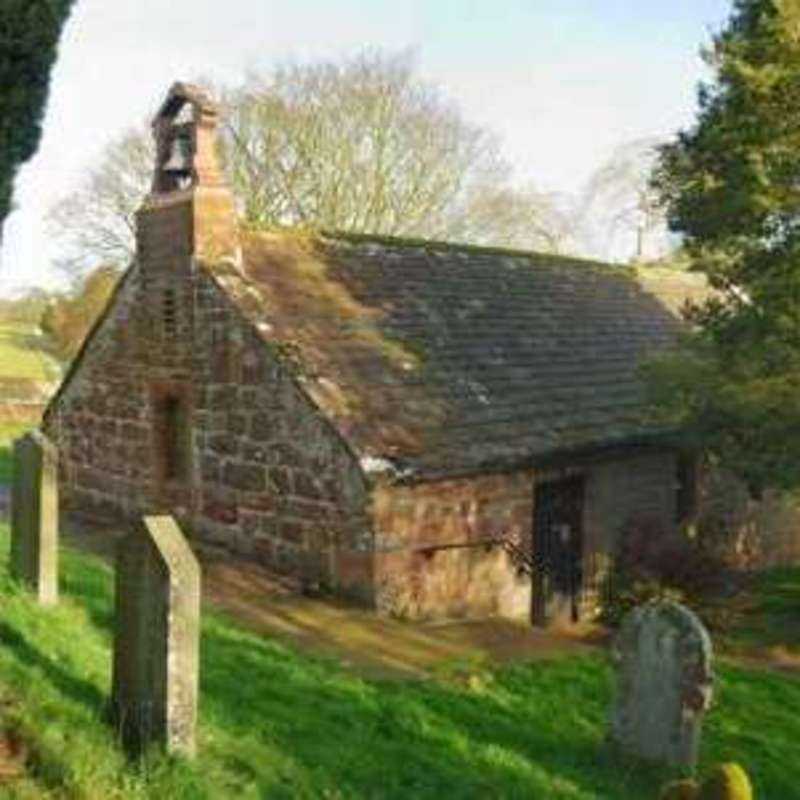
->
[14,512,800,679]
[204,556,603,678]
[65,521,800,680]
[59,518,602,679]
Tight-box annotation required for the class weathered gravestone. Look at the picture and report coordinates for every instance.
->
[610,600,713,768]
[10,430,58,605]
[111,515,200,758]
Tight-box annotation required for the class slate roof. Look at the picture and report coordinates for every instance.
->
[222,230,708,481]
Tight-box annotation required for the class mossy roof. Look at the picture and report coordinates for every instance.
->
[222,229,709,479]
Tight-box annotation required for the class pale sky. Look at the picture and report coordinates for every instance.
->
[1,0,731,293]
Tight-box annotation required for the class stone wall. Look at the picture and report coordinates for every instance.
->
[372,450,679,621]
[0,402,47,424]
[583,451,678,551]
[372,472,533,620]
[581,450,679,613]
[45,267,153,521]
[190,269,372,593]
[696,466,800,568]
[44,250,372,595]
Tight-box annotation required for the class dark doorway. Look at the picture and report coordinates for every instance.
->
[531,475,585,627]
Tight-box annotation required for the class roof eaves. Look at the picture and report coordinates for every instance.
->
[379,428,687,486]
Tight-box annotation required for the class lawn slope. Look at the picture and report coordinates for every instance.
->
[0,528,797,798]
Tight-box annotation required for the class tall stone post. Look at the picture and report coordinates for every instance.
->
[11,430,58,605]
[111,515,200,758]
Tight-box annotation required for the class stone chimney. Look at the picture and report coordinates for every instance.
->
[136,82,238,271]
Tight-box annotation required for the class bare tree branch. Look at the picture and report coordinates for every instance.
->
[48,50,572,276]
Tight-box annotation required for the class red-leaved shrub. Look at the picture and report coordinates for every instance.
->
[600,515,729,626]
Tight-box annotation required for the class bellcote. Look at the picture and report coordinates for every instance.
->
[138,82,238,267]
[151,82,226,194]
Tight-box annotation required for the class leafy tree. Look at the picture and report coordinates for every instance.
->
[1,0,75,235]
[48,50,572,275]
[41,265,119,361]
[649,0,800,494]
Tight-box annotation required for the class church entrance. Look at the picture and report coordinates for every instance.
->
[531,475,585,627]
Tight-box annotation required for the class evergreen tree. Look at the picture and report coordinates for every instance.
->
[650,0,800,494]
[0,0,75,234]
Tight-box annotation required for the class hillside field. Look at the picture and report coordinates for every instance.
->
[0,323,60,425]
[0,324,58,384]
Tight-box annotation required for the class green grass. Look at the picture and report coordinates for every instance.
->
[713,566,800,659]
[0,324,59,383]
[0,526,797,798]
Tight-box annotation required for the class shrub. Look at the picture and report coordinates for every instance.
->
[600,515,729,626]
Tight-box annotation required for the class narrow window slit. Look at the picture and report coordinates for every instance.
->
[156,392,190,483]
[163,288,177,336]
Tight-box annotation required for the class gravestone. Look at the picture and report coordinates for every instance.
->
[610,600,713,768]
[10,430,58,605]
[111,515,200,758]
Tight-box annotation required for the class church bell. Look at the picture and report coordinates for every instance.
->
[162,130,193,179]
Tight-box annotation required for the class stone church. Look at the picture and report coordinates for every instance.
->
[43,83,709,625]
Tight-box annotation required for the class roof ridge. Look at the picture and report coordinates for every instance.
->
[241,223,628,271]
[318,228,622,269]
[242,225,704,284]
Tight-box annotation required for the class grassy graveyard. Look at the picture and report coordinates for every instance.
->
[0,421,798,797]
[0,521,796,798]
[713,567,800,663]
